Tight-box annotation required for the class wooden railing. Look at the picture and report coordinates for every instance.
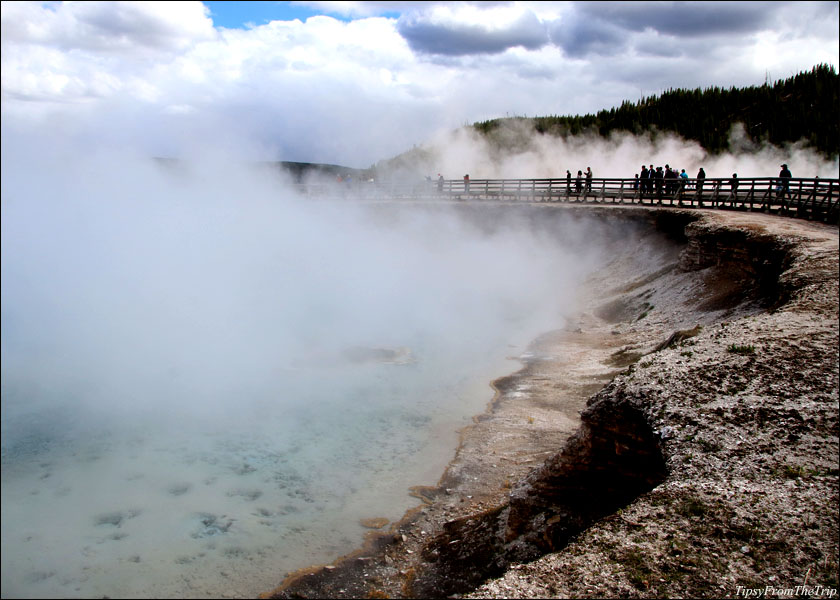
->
[292,177,840,224]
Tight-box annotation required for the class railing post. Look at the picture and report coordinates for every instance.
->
[748,180,755,212]
[767,179,778,214]
[805,181,817,221]
[796,179,805,219]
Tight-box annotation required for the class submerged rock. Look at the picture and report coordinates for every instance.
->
[342,346,415,365]
[359,517,390,529]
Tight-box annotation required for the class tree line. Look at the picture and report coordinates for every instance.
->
[473,64,839,160]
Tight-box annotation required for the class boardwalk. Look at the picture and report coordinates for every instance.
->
[294,176,840,224]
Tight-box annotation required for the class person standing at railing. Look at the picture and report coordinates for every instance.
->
[438,173,444,193]
[575,170,582,195]
[665,164,678,196]
[566,169,571,195]
[648,164,655,197]
[777,163,792,202]
[696,167,706,200]
[730,173,739,203]
[680,169,689,194]
[640,165,649,198]
[654,166,664,201]
[585,167,593,193]
[464,174,470,195]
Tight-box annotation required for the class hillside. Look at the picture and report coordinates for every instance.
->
[374,64,838,178]
[152,158,373,183]
[262,161,373,184]
[475,64,838,160]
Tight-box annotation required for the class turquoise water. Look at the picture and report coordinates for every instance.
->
[1,160,610,598]
[1,341,520,598]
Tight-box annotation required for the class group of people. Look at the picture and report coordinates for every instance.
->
[437,163,795,200]
[565,167,594,194]
[634,164,702,198]
[435,173,471,193]
[634,163,793,200]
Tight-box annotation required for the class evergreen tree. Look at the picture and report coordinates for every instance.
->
[473,64,839,160]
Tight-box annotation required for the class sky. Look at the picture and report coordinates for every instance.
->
[1,1,839,168]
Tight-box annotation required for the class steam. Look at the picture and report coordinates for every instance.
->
[7,119,810,597]
[1,135,609,443]
[4,115,836,449]
[391,120,839,180]
[4,116,836,442]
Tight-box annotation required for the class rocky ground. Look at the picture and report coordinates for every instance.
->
[263,207,838,599]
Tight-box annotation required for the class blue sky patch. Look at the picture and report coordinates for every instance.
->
[203,1,330,29]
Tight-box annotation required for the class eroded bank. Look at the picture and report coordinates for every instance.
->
[265,205,839,599]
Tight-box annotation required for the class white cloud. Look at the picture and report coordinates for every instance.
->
[1,1,215,106]
[1,1,837,167]
[397,5,549,56]
[1,1,215,52]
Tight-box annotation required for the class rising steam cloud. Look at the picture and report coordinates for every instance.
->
[8,115,827,598]
[392,120,839,180]
[1,132,611,437]
[4,116,837,437]
[4,120,836,435]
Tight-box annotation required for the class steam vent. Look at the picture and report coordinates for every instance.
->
[266,205,839,599]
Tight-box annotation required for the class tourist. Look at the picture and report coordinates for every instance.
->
[640,165,649,198]
[665,164,677,196]
[655,166,664,201]
[575,170,582,195]
[648,164,655,196]
[696,167,706,201]
[777,163,792,201]
[585,167,593,193]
